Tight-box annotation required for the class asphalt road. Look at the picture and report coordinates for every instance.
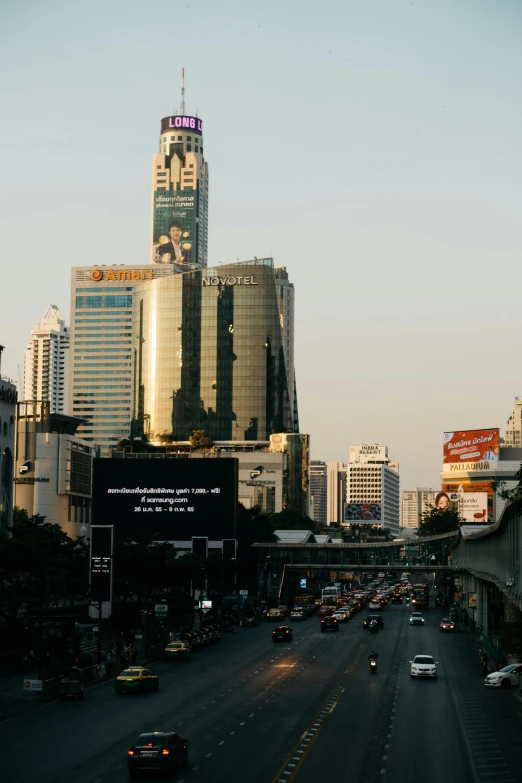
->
[1,601,522,783]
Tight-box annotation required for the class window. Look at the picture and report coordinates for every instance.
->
[76,287,133,293]
[75,295,132,308]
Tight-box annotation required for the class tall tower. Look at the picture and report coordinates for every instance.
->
[151,70,209,269]
[23,305,69,413]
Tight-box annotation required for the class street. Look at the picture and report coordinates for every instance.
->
[1,601,521,783]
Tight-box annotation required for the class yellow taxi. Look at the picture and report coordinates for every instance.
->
[115,666,159,695]
[164,641,191,661]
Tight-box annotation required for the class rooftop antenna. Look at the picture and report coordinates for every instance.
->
[180,67,186,115]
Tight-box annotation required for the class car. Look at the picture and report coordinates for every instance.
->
[439,618,456,633]
[410,655,438,679]
[364,614,384,630]
[410,612,425,626]
[484,664,522,688]
[290,609,306,621]
[278,605,290,616]
[332,610,349,623]
[266,608,284,622]
[127,732,188,777]
[164,641,191,661]
[368,601,382,612]
[318,605,334,617]
[180,630,199,651]
[272,625,293,642]
[321,616,339,632]
[391,594,402,604]
[115,666,159,695]
[205,624,221,642]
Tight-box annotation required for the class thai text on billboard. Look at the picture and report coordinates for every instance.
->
[442,480,495,523]
[344,502,381,523]
[443,428,499,465]
[152,190,197,267]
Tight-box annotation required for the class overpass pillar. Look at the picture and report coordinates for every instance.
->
[503,600,522,664]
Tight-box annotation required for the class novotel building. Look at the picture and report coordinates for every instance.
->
[131,258,297,443]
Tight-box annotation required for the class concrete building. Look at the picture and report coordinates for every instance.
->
[151,78,208,268]
[275,267,297,430]
[326,461,347,526]
[0,347,16,537]
[309,460,327,526]
[23,305,69,414]
[346,444,400,537]
[109,432,310,516]
[401,487,437,529]
[68,264,175,454]
[14,401,95,539]
[504,397,522,447]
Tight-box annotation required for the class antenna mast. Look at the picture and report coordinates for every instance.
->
[180,67,186,115]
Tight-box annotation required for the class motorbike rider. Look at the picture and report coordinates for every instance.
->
[369,651,378,661]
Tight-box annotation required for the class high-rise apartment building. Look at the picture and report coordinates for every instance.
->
[346,444,400,537]
[0,347,16,537]
[23,305,69,413]
[401,487,437,529]
[151,74,208,269]
[131,259,295,442]
[68,265,175,455]
[310,460,327,526]
[504,397,522,447]
[326,461,347,526]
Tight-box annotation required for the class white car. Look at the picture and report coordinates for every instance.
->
[410,655,438,679]
[333,611,349,623]
[369,602,382,611]
[484,664,522,688]
[410,612,425,626]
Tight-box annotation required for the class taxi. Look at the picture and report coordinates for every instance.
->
[164,641,191,661]
[266,608,284,622]
[115,666,159,695]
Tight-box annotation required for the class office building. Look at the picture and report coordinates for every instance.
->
[131,258,295,443]
[68,264,175,455]
[309,460,327,526]
[23,305,69,413]
[0,347,16,537]
[151,73,208,268]
[326,461,347,526]
[346,444,400,537]
[275,267,297,430]
[14,402,95,539]
[401,487,437,529]
[504,397,522,447]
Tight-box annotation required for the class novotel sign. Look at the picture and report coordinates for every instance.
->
[161,115,203,135]
[202,276,258,287]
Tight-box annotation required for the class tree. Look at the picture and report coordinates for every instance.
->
[189,429,214,449]
[493,461,522,513]
[266,508,320,535]
[417,506,461,538]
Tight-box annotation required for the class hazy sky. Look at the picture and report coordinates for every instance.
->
[1,0,521,490]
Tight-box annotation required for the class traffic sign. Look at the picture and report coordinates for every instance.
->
[23,679,42,692]
[239,590,248,596]
[155,604,168,615]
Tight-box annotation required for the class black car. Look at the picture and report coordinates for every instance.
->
[321,616,339,632]
[272,625,293,642]
[391,594,402,604]
[364,614,384,630]
[128,732,188,777]
[180,631,198,651]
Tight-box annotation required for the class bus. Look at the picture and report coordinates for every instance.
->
[322,586,340,603]
[411,583,430,608]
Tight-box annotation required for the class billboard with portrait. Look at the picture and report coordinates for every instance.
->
[152,190,198,267]
[344,502,381,523]
[92,458,237,540]
[443,429,499,465]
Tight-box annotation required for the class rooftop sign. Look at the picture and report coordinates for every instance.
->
[161,115,203,135]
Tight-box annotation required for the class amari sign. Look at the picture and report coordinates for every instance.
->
[202,275,258,287]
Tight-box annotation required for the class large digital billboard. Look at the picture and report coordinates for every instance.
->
[152,190,197,267]
[442,480,495,523]
[443,428,499,465]
[344,502,382,523]
[92,458,237,540]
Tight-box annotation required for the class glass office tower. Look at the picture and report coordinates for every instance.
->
[131,259,295,442]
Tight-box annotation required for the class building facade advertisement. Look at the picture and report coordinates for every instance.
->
[349,444,387,463]
[152,190,197,267]
[443,429,499,465]
[344,502,382,523]
[442,480,495,522]
[468,592,478,608]
[457,492,488,523]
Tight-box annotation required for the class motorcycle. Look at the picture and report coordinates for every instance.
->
[369,658,378,674]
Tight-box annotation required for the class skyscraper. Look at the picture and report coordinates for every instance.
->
[68,264,175,455]
[504,397,522,447]
[309,460,327,526]
[131,259,295,442]
[401,487,437,529]
[151,71,208,269]
[23,305,69,413]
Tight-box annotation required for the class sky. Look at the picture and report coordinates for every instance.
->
[1,0,522,490]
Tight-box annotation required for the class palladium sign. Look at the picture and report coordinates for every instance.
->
[202,276,258,287]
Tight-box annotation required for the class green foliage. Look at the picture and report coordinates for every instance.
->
[492,461,522,512]
[267,508,319,535]
[418,506,461,537]
[189,429,214,448]
[0,508,88,627]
